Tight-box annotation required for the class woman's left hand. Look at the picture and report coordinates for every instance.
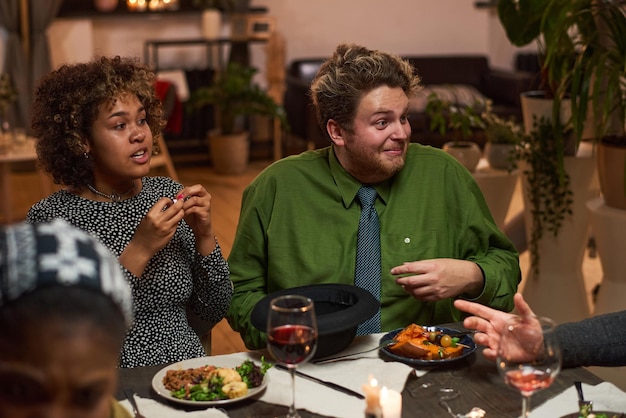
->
[177,184,216,255]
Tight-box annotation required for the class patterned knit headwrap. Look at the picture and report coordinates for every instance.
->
[0,219,133,325]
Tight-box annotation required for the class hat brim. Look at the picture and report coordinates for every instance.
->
[251,284,379,358]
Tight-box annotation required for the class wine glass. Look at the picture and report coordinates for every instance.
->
[267,295,318,418]
[496,315,562,417]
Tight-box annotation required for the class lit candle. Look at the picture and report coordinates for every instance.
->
[126,0,137,11]
[361,375,382,418]
[380,386,402,418]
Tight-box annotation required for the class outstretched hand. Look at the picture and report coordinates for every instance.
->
[454,293,538,361]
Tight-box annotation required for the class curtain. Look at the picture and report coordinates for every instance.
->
[0,0,61,132]
[0,0,28,129]
[29,0,62,90]
[28,0,62,134]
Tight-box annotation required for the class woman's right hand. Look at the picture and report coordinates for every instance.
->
[119,197,185,276]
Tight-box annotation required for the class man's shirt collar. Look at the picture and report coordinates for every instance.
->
[328,146,392,209]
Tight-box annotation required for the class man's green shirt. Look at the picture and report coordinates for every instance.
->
[227,144,521,349]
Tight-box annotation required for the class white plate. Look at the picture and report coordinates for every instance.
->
[151,356,268,406]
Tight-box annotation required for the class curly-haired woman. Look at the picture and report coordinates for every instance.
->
[26,56,232,368]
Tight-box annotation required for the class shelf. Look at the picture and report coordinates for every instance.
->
[473,1,496,8]
[57,0,267,19]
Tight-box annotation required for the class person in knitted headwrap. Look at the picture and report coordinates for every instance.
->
[0,219,133,418]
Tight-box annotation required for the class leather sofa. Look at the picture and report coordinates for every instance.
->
[283,55,536,149]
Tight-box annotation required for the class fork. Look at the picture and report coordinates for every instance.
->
[122,387,147,418]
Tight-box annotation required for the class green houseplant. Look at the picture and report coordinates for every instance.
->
[481,101,524,170]
[496,0,580,149]
[496,0,585,276]
[186,62,288,174]
[497,0,579,99]
[515,116,574,275]
[424,92,485,171]
[542,0,626,208]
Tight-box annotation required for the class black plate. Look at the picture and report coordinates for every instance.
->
[379,326,477,367]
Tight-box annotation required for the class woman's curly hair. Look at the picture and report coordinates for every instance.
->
[32,56,165,188]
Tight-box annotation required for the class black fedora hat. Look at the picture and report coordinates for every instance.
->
[251,284,379,359]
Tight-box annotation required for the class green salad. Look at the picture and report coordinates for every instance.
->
[578,403,625,418]
[168,357,272,402]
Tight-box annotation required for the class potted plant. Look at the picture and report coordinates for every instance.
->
[515,116,574,276]
[515,115,598,323]
[496,0,598,277]
[496,0,579,144]
[192,0,234,39]
[424,92,485,172]
[186,61,288,174]
[497,0,579,99]
[542,0,626,209]
[481,102,524,170]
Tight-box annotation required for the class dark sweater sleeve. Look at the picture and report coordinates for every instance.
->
[556,310,626,368]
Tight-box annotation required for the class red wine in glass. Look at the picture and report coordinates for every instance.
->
[504,368,557,396]
[497,316,562,417]
[268,324,317,365]
[267,295,318,418]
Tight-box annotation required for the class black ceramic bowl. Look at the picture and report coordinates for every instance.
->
[250,284,379,359]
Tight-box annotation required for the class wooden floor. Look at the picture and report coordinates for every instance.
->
[5,159,273,355]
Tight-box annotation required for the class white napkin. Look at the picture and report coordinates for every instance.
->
[530,382,626,417]
[119,397,229,417]
[246,332,418,418]
[134,334,418,418]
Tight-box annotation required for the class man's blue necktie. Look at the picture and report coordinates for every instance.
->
[355,185,382,335]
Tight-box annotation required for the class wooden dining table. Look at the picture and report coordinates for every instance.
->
[116,332,603,417]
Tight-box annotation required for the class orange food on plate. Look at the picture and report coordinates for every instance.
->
[389,324,465,360]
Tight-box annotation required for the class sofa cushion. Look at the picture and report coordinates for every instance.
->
[410,84,488,113]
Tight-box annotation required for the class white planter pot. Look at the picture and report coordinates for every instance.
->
[521,151,599,324]
[442,141,482,172]
[521,91,597,140]
[201,9,222,40]
[520,91,571,135]
[484,142,515,170]
[472,160,519,229]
